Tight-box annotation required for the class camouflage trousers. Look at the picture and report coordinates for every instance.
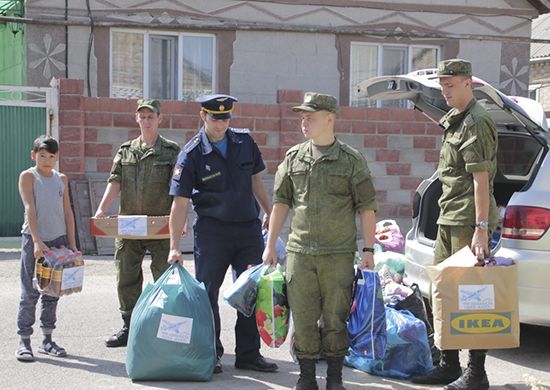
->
[434,224,494,264]
[114,238,171,314]
[286,251,355,359]
[433,224,476,264]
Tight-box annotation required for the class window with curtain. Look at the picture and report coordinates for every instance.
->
[111,30,215,100]
[350,43,439,107]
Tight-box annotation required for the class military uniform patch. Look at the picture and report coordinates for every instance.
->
[173,166,182,180]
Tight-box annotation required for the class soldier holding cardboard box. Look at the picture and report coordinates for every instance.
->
[411,60,498,390]
[94,99,180,348]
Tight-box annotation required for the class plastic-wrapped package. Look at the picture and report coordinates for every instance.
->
[374,251,407,277]
[223,263,264,317]
[374,220,405,253]
[348,269,387,360]
[345,307,432,379]
[126,263,216,381]
[33,246,84,297]
[256,266,290,348]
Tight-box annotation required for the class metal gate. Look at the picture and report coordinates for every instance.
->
[0,85,58,236]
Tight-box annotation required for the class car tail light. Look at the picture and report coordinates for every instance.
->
[502,206,550,240]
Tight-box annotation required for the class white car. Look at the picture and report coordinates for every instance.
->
[358,69,550,327]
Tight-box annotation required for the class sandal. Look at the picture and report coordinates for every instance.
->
[38,341,67,357]
[15,344,35,362]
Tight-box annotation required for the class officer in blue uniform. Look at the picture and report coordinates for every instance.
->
[167,94,277,374]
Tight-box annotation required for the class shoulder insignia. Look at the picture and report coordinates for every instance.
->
[172,166,183,180]
[464,113,475,127]
[340,142,361,160]
[183,137,201,153]
[160,136,180,150]
[285,143,302,156]
[231,127,250,134]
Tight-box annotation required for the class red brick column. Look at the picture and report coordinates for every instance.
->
[56,79,85,179]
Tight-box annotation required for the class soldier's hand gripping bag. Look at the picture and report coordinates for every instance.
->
[126,263,216,381]
[347,269,387,360]
[427,246,519,350]
[256,265,290,348]
[223,263,264,317]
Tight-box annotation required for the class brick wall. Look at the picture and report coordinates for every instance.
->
[56,79,440,232]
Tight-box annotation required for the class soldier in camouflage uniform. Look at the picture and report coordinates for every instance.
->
[263,92,378,390]
[94,99,180,348]
[412,60,498,390]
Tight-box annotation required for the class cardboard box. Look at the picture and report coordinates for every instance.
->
[427,246,519,350]
[90,215,170,239]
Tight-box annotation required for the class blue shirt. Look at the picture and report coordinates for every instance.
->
[170,127,266,223]
[212,135,228,158]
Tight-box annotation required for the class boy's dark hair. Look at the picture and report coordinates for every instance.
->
[32,135,59,154]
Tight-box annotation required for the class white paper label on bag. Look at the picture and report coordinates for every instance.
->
[61,266,84,290]
[458,284,495,310]
[157,313,193,344]
[118,215,147,236]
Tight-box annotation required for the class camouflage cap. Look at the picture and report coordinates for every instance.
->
[292,92,338,113]
[136,99,161,113]
[438,59,472,78]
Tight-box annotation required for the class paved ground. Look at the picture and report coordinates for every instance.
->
[1,251,549,390]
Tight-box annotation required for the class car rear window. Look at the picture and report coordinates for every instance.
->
[497,134,542,177]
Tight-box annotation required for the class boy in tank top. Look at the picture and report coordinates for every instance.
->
[16,135,77,362]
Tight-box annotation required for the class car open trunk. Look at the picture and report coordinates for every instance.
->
[416,131,547,243]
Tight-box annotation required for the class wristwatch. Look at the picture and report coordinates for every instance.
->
[362,247,375,254]
[475,221,489,230]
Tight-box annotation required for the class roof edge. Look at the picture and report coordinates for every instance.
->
[528,0,550,14]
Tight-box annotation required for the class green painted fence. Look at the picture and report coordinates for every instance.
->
[0,105,46,236]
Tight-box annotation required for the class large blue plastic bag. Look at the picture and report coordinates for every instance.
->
[126,263,216,381]
[348,269,387,360]
[345,307,433,379]
[223,263,264,317]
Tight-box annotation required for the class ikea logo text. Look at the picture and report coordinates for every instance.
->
[450,312,512,335]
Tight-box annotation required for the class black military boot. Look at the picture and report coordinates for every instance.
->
[294,358,318,390]
[326,357,346,390]
[444,350,489,390]
[105,313,131,348]
[411,349,462,385]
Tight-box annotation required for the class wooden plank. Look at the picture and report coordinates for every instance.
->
[88,173,117,255]
[69,180,96,254]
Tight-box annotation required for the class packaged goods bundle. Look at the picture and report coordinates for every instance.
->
[223,263,264,317]
[348,269,387,360]
[374,220,405,253]
[427,246,519,350]
[346,307,432,379]
[126,263,216,381]
[256,266,289,348]
[34,246,85,297]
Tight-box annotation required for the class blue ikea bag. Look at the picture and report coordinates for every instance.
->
[126,263,216,381]
[348,269,387,359]
[345,307,433,379]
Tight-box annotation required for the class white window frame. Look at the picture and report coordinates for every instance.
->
[349,42,440,107]
[529,83,541,102]
[109,28,217,100]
